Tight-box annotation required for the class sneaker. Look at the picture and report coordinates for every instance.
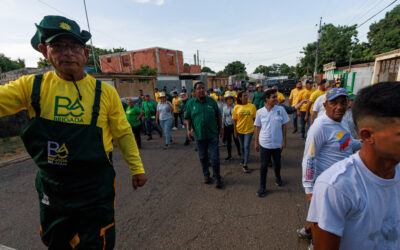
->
[240,160,244,166]
[292,129,297,134]
[172,127,178,131]
[275,179,283,186]
[301,135,305,140]
[204,176,213,184]
[256,188,266,197]
[296,227,312,240]
[225,156,232,161]
[163,144,169,150]
[242,166,251,173]
[215,179,223,189]
[181,125,185,129]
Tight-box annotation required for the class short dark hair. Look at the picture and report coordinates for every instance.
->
[262,89,277,100]
[306,80,313,85]
[194,81,205,90]
[353,82,400,127]
[319,79,327,85]
[237,91,246,105]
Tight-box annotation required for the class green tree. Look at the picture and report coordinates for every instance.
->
[216,70,228,77]
[37,58,52,68]
[201,66,215,73]
[254,63,296,78]
[134,65,157,76]
[367,5,400,55]
[85,45,127,70]
[0,54,25,73]
[223,61,246,76]
[253,65,268,74]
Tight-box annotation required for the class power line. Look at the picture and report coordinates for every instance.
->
[357,0,399,29]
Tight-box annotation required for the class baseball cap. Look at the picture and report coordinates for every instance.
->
[326,88,349,101]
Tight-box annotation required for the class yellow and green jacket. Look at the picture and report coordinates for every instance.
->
[0,71,144,175]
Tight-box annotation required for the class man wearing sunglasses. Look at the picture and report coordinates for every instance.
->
[0,15,147,249]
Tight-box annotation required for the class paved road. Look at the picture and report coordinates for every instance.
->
[0,120,310,249]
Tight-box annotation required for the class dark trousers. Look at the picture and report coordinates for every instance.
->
[224,125,240,157]
[259,147,282,188]
[132,126,141,149]
[292,111,298,131]
[195,136,221,180]
[145,118,162,138]
[174,112,183,127]
[300,111,310,137]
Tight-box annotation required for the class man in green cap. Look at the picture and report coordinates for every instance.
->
[0,15,147,249]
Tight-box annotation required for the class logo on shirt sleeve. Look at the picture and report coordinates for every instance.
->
[335,131,351,151]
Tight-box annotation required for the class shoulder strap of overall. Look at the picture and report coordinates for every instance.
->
[31,74,43,117]
[91,79,102,126]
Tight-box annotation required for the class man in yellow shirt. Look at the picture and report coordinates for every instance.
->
[154,87,161,102]
[272,86,285,104]
[208,88,218,101]
[305,79,327,123]
[0,15,147,248]
[298,80,316,139]
[172,91,184,129]
[225,84,237,98]
[289,81,303,133]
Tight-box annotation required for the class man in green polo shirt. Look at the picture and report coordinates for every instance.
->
[185,82,224,189]
[142,94,162,140]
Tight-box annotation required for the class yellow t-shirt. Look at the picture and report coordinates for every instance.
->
[289,88,302,106]
[298,88,316,112]
[172,97,182,113]
[309,89,326,111]
[0,71,144,175]
[232,103,257,134]
[155,91,161,103]
[277,91,285,103]
[210,93,218,102]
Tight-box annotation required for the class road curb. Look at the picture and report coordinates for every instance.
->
[0,155,31,168]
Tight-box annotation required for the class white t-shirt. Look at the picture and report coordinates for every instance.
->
[307,152,400,249]
[254,105,290,149]
[157,101,173,121]
[302,114,362,194]
[312,94,326,118]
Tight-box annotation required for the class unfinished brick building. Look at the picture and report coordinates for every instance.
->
[99,47,190,75]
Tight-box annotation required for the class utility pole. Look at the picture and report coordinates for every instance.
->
[313,17,322,82]
[83,0,97,72]
[197,50,200,65]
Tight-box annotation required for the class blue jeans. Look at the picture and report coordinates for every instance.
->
[300,111,310,137]
[195,136,221,180]
[292,112,298,131]
[159,118,173,145]
[238,132,254,166]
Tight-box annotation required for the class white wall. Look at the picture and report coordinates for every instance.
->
[351,66,374,94]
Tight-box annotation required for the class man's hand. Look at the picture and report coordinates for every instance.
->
[234,131,238,140]
[132,174,147,190]
[281,141,286,150]
[255,143,259,152]
[304,115,308,122]
[219,128,224,139]
[187,131,193,141]
[306,193,312,203]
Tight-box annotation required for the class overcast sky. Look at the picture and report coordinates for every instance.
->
[1,0,397,73]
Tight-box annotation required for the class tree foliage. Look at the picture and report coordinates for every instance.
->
[367,5,400,55]
[254,63,296,78]
[201,66,215,73]
[223,61,246,76]
[0,54,25,73]
[37,58,52,68]
[134,65,157,76]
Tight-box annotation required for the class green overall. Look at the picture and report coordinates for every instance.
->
[21,74,116,249]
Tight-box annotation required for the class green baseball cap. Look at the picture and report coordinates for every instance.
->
[31,15,91,52]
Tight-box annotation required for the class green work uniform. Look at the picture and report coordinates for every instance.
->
[125,105,142,127]
[184,96,220,140]
[142,100,157,119]
[253,91,263,109]
[21,74,115,249]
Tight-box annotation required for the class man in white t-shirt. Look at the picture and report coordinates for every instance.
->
[254,88,290,197]
[307,82,400,249]
[310,93,326,124]
[297,88,362,242]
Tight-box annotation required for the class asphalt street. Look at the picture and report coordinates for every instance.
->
[0,119,310,249]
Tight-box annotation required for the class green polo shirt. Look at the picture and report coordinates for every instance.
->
[126,105,142,127]
[185,96,220,140]
[142,100,157,119]
[253,90,263,108]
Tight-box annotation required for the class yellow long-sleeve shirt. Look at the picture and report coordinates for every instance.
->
[0,71,144,175]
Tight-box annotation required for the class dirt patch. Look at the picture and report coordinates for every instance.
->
[0,136,27,162]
